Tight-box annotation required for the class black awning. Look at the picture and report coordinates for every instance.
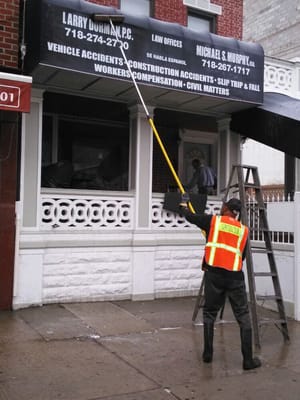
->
[231,92,300,158]
[259,92,300,121]
[24,0,264,105]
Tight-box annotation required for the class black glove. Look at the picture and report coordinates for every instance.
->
[181,192,190,203]
[179,192,190,208]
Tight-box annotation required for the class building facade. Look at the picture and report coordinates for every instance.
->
[0,0,266,309]
[244,0,300,61]
[242,0,300,193]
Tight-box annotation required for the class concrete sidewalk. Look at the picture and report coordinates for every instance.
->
[0,297,299,400]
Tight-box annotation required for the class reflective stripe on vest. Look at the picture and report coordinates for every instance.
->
[233,224,246,271]
[206,215,248,271]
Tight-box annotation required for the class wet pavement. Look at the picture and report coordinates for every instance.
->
[0,297,299,399]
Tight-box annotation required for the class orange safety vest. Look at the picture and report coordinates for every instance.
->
[205,215,248,272]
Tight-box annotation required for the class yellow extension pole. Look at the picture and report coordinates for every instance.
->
[108,18,196,214]
[148,117,196,213]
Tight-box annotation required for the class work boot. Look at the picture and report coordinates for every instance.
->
[202,323,214,363]
[240,328,261,370]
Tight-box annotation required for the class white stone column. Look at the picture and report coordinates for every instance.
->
[129,104,155,300]
[295,158,300,193]
[14,89,44,309]
[294,192,300,320]
[131,245,155,301]
[20,88,44,228]
[217,117,231,191]
[217,117,243,190]
[129,104,154,229]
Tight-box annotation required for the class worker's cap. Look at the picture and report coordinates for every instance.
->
[224,198,242,215]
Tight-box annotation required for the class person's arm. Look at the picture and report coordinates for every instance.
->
[179,201,211,232]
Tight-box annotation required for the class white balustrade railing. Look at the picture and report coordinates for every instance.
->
[151,197,222,229]
[151,199,190,228]
[246,195,294,244]
[264,56,300,99]
[40,193,134,229]
[40,192,293,244]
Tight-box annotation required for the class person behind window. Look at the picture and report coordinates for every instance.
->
[185,158,216,195]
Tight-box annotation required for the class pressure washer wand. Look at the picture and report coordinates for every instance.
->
[97,15,195,213]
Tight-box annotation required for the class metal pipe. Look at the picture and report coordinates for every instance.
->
[92,14,125,23]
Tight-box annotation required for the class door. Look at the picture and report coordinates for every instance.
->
[178,129,218,193]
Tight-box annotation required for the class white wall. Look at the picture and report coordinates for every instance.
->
[247,249,294,317]
[242,139,284,185]
[14,233,204,309]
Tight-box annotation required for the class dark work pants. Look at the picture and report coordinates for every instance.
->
[197,190,207,212]
[203,269,252,330]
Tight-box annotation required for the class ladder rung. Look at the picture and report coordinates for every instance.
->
[244,183,260,189]
[238,164,258,170]
[226,184,238,189]
[251,248,272,254]
[259,319,287,326]
[254,272,277,277]
[256,295,282,301]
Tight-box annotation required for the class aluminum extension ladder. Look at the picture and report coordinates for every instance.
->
[192,164,290,349]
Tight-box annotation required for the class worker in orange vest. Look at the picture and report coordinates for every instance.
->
[179,196,261,370]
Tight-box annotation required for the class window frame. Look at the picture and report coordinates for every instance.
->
[119,0,153,17]
[187,9,216,33]
[178,129,218,194]
[41,113,130,191]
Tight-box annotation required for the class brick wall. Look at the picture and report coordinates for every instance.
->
[213,0,243,39]
[0,0,20,70]
[89,0,242,39]
[0,0,243,72]
[87,0,119,7]
[154,0,186,25]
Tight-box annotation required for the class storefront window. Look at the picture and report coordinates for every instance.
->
[41,93,129,191]
[41,115,53,167]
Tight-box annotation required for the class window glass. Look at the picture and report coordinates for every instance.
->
[187,12,215,33]
[42,115,53,167]
[41,95,129,191]
[120,0,150,16]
